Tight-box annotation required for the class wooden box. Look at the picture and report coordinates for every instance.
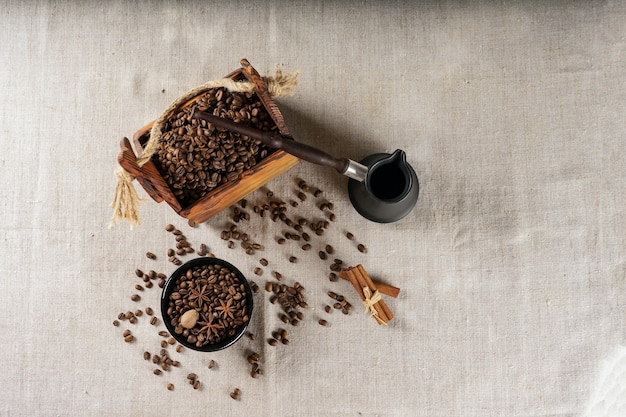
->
[117,61,299,223]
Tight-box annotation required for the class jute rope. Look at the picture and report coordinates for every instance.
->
[109,68,299,228]
[362,287,386,325]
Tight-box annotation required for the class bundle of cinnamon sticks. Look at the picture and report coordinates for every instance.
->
[338,264,397,325]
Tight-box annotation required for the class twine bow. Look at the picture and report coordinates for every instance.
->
[362,286,386,325]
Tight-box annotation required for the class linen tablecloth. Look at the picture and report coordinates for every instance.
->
[1,1,625,416]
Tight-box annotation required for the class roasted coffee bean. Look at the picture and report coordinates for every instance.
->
[319,251,327,260]
[346,232,355,240]
[208,359,216,369]
[135,269,144,278]
[134,309,143,317]
[165,224,175,232]
[176,345,184,353]
[357,243,367,253]
[153,369,162,376]
[297,192,307,201]
[130,294,140,302]
[318,319,328,326]
[314,189,323,197]
[329,272,338,282]
[254,267,263,276]
[324,305,332,313]
[230,387,241,400]
[329,213,337,222]
[144,351,151,361]
[146,252,157,260]
[288,256,297,263]
[124,334,134,343]
[272,271,283,281]
[145,307,154,316]
[259,258,268,266]
[325,244,334,254]
[301,243,311,251]
[113,320,120,327]
[268,338,278,346]
[150,316,158,326]
[167,383,174,391]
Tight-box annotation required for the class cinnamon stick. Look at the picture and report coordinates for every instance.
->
[356,264,394,322]
[338,272,400,298]
[343,266,389,324]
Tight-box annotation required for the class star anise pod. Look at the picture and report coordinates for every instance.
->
[215,298,235,319]
[188,284,210,307]
[198,313,224,341]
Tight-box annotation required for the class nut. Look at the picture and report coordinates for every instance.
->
[180,309,199,329]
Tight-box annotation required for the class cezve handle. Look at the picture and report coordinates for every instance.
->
[193,109,367,182]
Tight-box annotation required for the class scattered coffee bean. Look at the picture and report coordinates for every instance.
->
[268,338,278,346]
[288,256,297,263]
[254,267,263,276]
[153,369,162,376]
[325,244,334,254]
[230,387,241,400]
[346,232,355,240]
[319,251,327,260]
[150,316,158,326]
[259,258,268,266]
[130,294,140,302]
[146,251,156,260]
[143,351,151,361]
[318,319,328,326]
[208,359,216,369]
[357,243,367,253]
[165,224,175,232]
[167,383,174,391]
[145,307,154,316]
[113,320,120,327]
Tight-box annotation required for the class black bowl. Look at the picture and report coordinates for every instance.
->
[160,257,253,352]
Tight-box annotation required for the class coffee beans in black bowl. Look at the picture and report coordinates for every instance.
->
[160,257,253,352]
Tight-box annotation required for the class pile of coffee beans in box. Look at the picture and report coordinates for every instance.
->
[151,87,279,206]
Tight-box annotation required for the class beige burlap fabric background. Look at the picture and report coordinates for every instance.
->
[1,2,625,416]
